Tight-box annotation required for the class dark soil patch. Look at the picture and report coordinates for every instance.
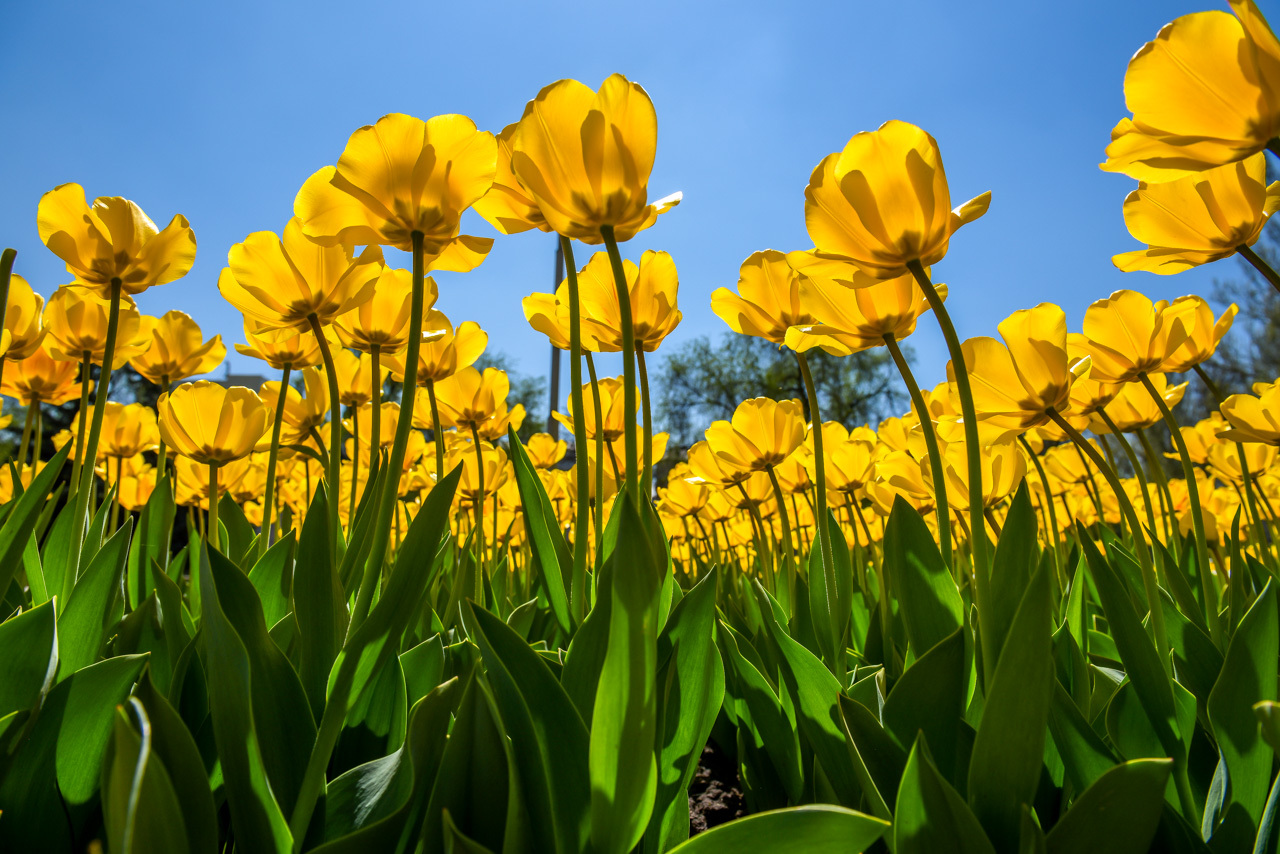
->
[688,742,744,834]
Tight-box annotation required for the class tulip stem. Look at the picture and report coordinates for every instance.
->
[1047,408,1172,675]
[259,363,292,562]
[599,225,639,504]
[766,464,797,610]
[1239,243,1280,297]
[561,236,592,621]
[1138,373,1221,644]
[17,402,34,472]
[63,280,122,606]
[472,425,486,572]
[155,375,171,482]
[110,456,123,534]
[370,347,382,473]
[1096,411,1161,548]
[909,260,995,679]
[1018,435,1062,573]
[1134,427,1178,551]
[796,351,842,679]
[349,407,359,526]
[584,351,606,555]
[637,349,653,495]
[352,232,426,632]
[205,463,220,552]
[426,378,445,478]
[883,333,953,568]
[71,353,91,492]
[309,314,345,561]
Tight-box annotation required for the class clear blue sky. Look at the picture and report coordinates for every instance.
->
[0,0,1249,419]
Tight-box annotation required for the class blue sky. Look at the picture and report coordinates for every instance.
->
[0,0,1249,421]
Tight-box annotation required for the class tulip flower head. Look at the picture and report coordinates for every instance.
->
[800,120,990,278]
[0,340,89,405]
[786,264,942,355]
[1162,297,1237,373]
[1220,380,1280,444]
[704,398,807,474]
[1,275,46,361]
[525,433,568,469]
[158,381,271,466]
[575,250,682,352]
[235,321,325,371]
[1069,290,1198,382]
[43,287,146,365]
[131,310,226,386]
[333,267,437,356]
[711,250,813,345]
[384,310,486,386]
[36,183,196,297]
[260,367,330,445]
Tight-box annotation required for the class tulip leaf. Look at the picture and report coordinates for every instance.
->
[127,472,175,608]
[218,492,256,567]
[590,491,665,854]
[883,626,967,783]
[198,545,294,854]
[248,530,296,630]
[465,601,591,854]
[507,426,572,635]
[562,556,614,725]
[1208,579,1277,839]
[0,654,147,851]
[100,698,191,854]
[1044,759,1172,854]
[986,482,1037,662]
[0,441,69,595]
[294,485,348,716]
[57,517,133,680]
[968,562,1052,852]
[885,496,963,659]
[667,804,888,854]
[0,598,57,718]
[896,735,996,854]
[1047,681,1118,795]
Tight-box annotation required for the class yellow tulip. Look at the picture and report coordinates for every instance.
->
[1113,154,1280,274]
[1220,380,1280,444]
[525,433,567,469]
[1,275,46,361]
[474,122,551,235]
[1209,439,1276,484]
[220,217,383,333]
[98,402,160,458]
[687,439,752,489]
[552,377,633,442]
[333,267,437,356]
[704,398,806,473]
[1171,413,1227,465]
[260,367,330,445]
[575,250,682,352]
[110,454,157,512]
[1162,297,1238,373]
[431,367,509,434]
[173,455,252,510]
[1090,374,1187,433]
[0,340,88,405]
[509,75,680,244]
[658,472,709,517]
[446,438,509,503]
[786,264,942,355]
[478,403,527,443]
[36,183,196,298]
[43,287,145,365]
[939,437,1026,512]
[158,381,270,465]
[799,120,990,278]
[235,321,325,370]
[955,303,1090,440]
[710,250,811,345]
[296,112,496,254]
[130,310,226,386]
[1101,0,1280,180]
[331,349,387,408]
[384,310,486,386]
[1069,290,1198,382]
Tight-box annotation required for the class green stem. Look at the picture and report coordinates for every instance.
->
[472,425,486,572]
[110,456,122,534]
[561,236,592,621]
[71,353,91,491]
[1018,434,1062,573]
[637,348,653,495]
[155,375,170,481]
[766,464,797,609]
[17,401,34,471]
[309,315,345,560]
[63,280,122,606]
[207,463,220,552]
[1138,373,1221,643]
[1135,427,1179,554]
[352,232,424,631]
[1238,243,1280,297]
[599,225,638,503]
[1097,411,1161,548]
[259,364,292,562]
[370,347,382,470]
[1048,408,1172,676]
[796,351,841,679]
[349,402,359,526]
[584,351,606,555]
[909,259,993,678]
[426,378,445,479]
[884,333,952,567]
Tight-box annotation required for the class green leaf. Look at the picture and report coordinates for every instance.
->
[563,558,613,725]
[295,485,348,716]
[57,517,134,679]
[1044,759,1172,854]
[987,483,1037,662]
[100,698,192,854]
[0,442,69,603]
[590,492,665,854]
[248,530,296,629]
[896,735,996,854]
[127,472,175,608]
[885,496,963,658]
[883,627,967,784]
[0,599,57,717]
[198,545,293,854]
[442,808,498,854]
[219,491,256,567]
[507,426,572,635]
[1209,580,1278,838]
[968,563,1052,853]
[1047,681,1118,795]
[0,654,147,851]
[646,569,724,854]
[667,805,888,854]
[466,602,591,854]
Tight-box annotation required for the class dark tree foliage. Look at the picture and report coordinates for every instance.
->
[654,332,906,453]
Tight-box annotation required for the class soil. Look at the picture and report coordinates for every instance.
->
[688,742,745,834]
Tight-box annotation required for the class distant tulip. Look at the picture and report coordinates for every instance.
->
[331,349,387,409]
[1091,374,1187,433]
[384,310,486,386]
[787,265,942,355]
[711,250,812,345]
[575,250,682,352]
[525,433,568,469]
[333,267,436,356]
[1,341,88,405]
[235,321,325,370]
[259,367,330,445]
[704,398,807,473]
[1162,297,1237,373]
[131,310,226,386]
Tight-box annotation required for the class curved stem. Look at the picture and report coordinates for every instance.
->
[110,456,122,534]
[208,463,221,553]
[766,464,796,608]
[1048,408,1171,675]
[636,348,653,495]
[258,363,291,562]
[17,402,34,471]
[797,351,843,677]
[369,347,382,471]
[1138,373,1221,643]
[1018,435,1061,571]
[584,351,606,553]
[63,281,122,605]
[471,425,486,572]
[71,353,91,491]
[884,333,952,567]
[599,225,638,503]
[309,314,344,558]
[425,377,445,479]
[1096,410,1161,548]
[1135,427,1178,552]
[1238,243,1280,297]
[349,402,359,528]
[561,237,592,621]
[155,375,170,481]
